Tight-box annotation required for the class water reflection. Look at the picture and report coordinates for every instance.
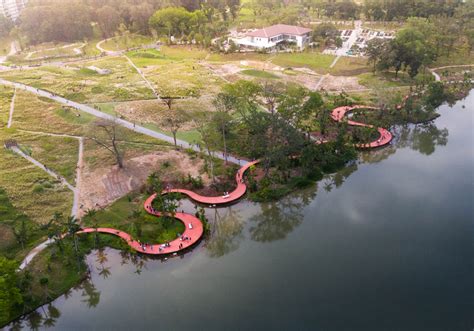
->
[322,163,358,192]
[9,93,472,330]
[206,207,244,257]
[393,123,448,155]
[249,187,315,242]
[80,279,100,309]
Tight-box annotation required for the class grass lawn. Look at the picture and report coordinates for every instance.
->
[143,123,202,145]
[432,51,474,67]
[81,40,102,57]
[271,51,335,73]
[11,90,93,135]
[27,43,83,60]
[15,133,80,184]
[358,71,414,89]
[142,58,223,97]
[90,102,117,115]
[207,52,271,62]
[126,46,223,97]
[0,85,14,127]
[83,193,185,244]
[0,188,52,261]
[1,56,154,103]
[126,46,209,67]
[0,131,73,226]
[241,69,280,79]
[330,56,371,76]
[101,34,153,52]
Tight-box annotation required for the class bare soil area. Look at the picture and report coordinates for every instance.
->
[203,60,365,92]
[78,150,209,216]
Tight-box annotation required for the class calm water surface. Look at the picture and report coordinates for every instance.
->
[12,93,474,331]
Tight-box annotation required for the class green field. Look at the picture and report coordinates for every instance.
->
[1,57,155,103]
[101,34,153,52]
[241,69,280,79]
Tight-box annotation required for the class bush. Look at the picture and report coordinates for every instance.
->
[32,184,44,193]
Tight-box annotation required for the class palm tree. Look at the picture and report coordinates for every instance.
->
[64,216,81,255]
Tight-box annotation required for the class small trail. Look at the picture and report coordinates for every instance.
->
[315,73,329,90]
[96,38,120,56]
[430,64,473,82]
[13,135,83,270]
[7,87,16,128]
[0,79,243,165]
[73,137,84,217]
[123,54,160,98]
[329,55,341,69]
[9,146,76,191]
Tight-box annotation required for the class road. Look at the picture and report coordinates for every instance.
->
[0,79,245,166]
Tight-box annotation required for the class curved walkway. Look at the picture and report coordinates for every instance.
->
[0,79,244,166]
[19,102,391,265]
[165,160,259,205]
[77,160,259,255]
[331,105,392,148]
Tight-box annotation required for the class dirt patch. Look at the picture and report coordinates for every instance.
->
[113,98,212,131]
[78,150,209,217]
[319,75,365,91]
[0,224,15,250]
[240,60,284,72]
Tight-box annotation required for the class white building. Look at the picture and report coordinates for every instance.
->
[0,0,28,21]
[233,24,312,50]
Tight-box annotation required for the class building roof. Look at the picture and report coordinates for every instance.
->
[247,24,312,38]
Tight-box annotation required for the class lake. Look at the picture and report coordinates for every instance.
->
[11,92,474,331]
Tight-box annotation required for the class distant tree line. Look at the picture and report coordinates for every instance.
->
[365,8,474,79]
[3,0,240,45]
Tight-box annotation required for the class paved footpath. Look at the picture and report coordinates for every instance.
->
[330,105,392,148]
[0,79,245,166]
[77,160,260,255]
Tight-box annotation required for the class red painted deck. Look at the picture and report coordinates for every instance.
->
[162,160,260,205]
[77,160,259,255]
[331,105,393,148]
[77,107,392,256]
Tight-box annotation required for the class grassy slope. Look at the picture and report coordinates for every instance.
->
[0,57,154,103]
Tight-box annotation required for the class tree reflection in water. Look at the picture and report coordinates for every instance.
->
[10,302,62,330]
[96,249,111,279]
[81,278,101,309]
[393,123,448,155]
[206,207,244,258]
[249,187,316,243]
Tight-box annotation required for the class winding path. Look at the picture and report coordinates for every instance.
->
[18,102,391,264]
[77,160,260,255]
[74,104,391,257]
[0,79,244,166]
[331,105,392,148]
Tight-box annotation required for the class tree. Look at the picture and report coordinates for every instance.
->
[312,22,339,46]
[148,7,192,40]
[13,218,28,250]
[19,1,93,44]
[365,38,388,73]
[212,93,236,164]
[194,113,220,182]
[0,257,23,325]
[96,6,122,38]
[64,216,81,255]
[0,16,13,38]
[88,119,126,168]
[159,101,189,149]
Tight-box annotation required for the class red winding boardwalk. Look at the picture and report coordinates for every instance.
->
[331,105,392,148]
[75,107,392,257]
[77,160,260,255]
[164,160,260,205]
